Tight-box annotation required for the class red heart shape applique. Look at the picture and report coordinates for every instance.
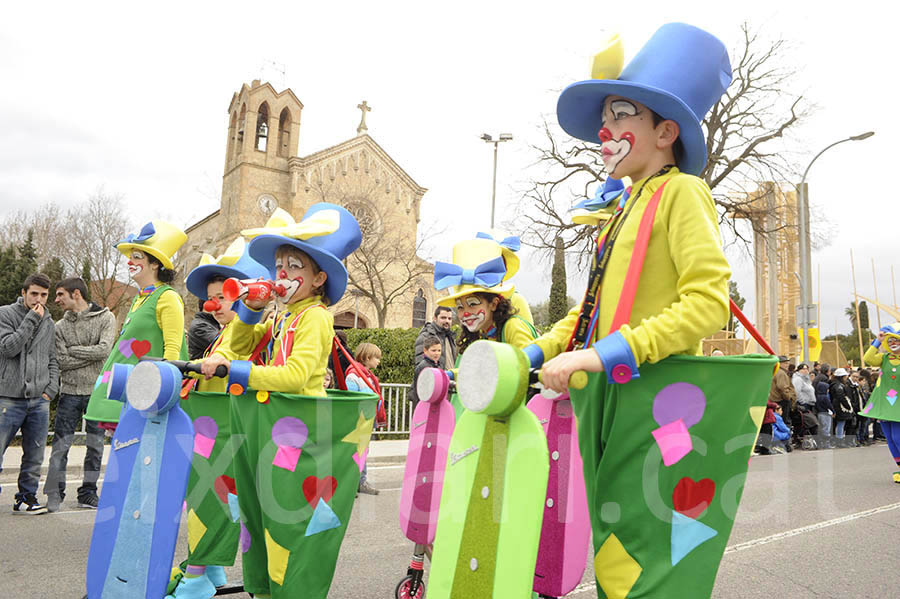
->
[214,475,237,504]
[672,477,716,519]
[302,476,337,508]
[131,339,152,358]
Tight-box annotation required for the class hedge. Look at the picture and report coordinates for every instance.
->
[345,327,421,385]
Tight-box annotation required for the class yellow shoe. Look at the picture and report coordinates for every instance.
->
[892,472,900,484]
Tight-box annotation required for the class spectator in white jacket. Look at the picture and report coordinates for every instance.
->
[793,363,816,410]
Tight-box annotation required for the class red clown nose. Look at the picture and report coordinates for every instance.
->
[203,298,221,312]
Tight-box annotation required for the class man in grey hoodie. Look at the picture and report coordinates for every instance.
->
[0,273,59,514]
[43,277,116,512]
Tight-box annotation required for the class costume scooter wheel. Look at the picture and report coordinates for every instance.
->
[394,575,425,599]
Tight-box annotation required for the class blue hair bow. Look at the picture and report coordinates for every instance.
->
[118,222,156,245]
[433,256,507,291]
[572,177,627,211]
[475,232,521,252]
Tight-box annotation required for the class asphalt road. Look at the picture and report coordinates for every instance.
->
[2,445,899,598]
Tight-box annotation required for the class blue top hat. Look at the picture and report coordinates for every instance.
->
[184,237,272,299]
[557,23,733,176]
[242,203,362,304]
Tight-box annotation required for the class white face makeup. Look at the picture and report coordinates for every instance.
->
[598,99,639,176]
[888,336,900,353]
[456,295,488,332]
[274,248,326,304]
[127,251,146,280]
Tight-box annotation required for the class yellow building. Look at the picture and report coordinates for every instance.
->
[176,80,436,328]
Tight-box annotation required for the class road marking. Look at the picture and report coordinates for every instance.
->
[723,501,900,554]
[369,464,405,470]
[568,501,900,595]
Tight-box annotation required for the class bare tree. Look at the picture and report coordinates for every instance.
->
[307,177,439,328]
[516,22,810,267]
[0,186,133,313]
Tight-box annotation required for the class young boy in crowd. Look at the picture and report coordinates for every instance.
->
[411,336,442,409]
[523,23,737,598]
[200,204,361,599]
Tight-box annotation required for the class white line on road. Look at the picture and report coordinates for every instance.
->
[723,501,900,554]
[567,501,900,596]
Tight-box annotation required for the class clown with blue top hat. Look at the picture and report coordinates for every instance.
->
[516,23,754,599]
[165,236,272,599]
[198,202,362,598]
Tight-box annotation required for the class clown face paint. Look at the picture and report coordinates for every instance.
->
[127,251,147,279]
[456,294,491,332]
[888,336,900,354]
[598,99,638,175]
[206,280,236,325]
[274,247,327,304]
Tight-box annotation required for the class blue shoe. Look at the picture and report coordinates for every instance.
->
[206,565,227,588]
[165,574,216,599]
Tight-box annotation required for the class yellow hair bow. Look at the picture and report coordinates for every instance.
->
[241,207,340,240]
[198,237,245,267]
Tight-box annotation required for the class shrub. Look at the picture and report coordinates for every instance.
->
[345,327,420,385]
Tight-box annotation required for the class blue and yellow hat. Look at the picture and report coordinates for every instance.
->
[184,237,271,300]
[242,204,362,304]
[556,23,733,176]
[116,221,187,270]
[434,239,516,307]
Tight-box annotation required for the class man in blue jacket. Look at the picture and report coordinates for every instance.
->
[0,273,59,514]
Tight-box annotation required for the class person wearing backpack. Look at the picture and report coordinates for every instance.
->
[344,342,383,495]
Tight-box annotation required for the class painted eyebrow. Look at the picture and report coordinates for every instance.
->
[287,256,305,269]
[610,100,638,118]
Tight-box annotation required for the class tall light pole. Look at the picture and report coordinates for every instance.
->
[481,133,513,228]
[797,130,874,363]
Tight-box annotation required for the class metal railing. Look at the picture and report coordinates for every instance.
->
[379,383,413,436]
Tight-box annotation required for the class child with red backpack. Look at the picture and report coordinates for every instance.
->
[343,342,383,495]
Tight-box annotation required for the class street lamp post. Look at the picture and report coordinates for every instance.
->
[797,131,874,363]
[481,133,513,228]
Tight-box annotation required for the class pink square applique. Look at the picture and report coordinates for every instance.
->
[193,434,216,459]
[272,445,302,472]
[651,418,693,467]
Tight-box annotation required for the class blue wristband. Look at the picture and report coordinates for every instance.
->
[235,301,263,325]
[523,344,545,369]
[592,331,640,384]
[228,360,252,394]
[872,338,882,349]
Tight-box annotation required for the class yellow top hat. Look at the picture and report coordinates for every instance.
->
[116,221,187,271]
[474,229,521,282]
[434,238,516,307]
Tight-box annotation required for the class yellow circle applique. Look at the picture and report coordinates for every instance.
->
[257,390,270,403]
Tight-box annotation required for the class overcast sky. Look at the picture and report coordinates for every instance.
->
[1,1,895,344]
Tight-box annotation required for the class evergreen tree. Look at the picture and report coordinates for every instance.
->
[548,236,568,325]
[0,245,18,306]
[81,257,92,301]
[15,229,38,284]
[42,256,65,321]
[727,280,746,333]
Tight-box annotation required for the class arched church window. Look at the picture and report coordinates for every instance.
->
[236,103,247,158]
[226,111,237,164]
[344,198,383,245]
[412,288,427,327]
[278,107,291,158]
[256,102,269,152]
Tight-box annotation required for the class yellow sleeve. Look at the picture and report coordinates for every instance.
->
[248,307,333,395]
[534,303,580,361]
[221,311,270,359]
[864,345,883,367]
[155,290,185,361]
[502,316,538,349]
[619,177,730,365]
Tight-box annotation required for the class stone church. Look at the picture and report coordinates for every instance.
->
[176,80,437,329]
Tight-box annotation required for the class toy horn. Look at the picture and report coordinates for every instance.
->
[222,277,286,303]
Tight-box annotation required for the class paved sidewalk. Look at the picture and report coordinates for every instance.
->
[0,438,409,480]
